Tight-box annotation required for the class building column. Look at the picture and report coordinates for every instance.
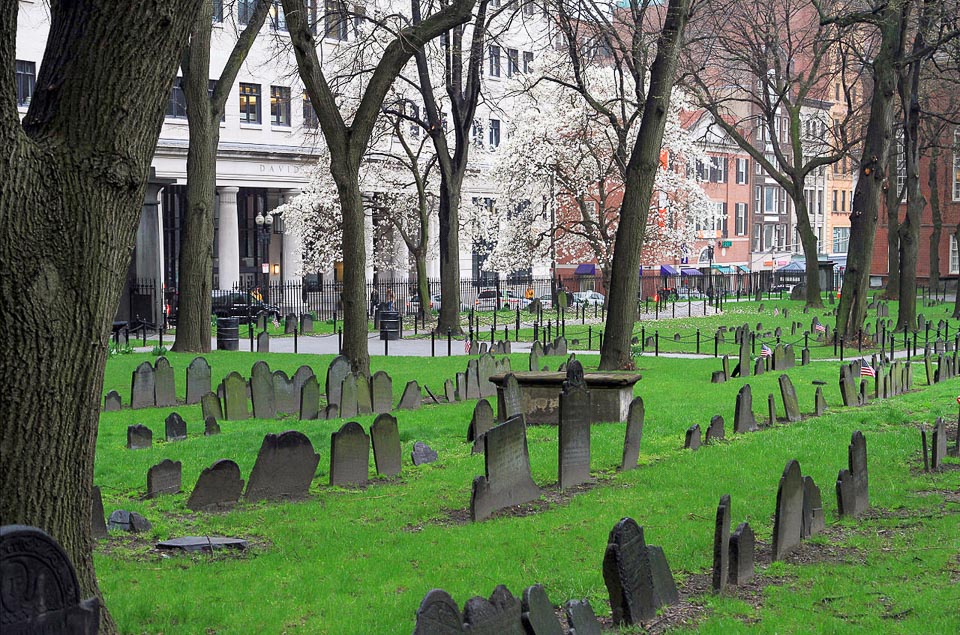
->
[217,186,240,290]
[281,189,302,284]
[364,205,374,282]
[393,230,410,282]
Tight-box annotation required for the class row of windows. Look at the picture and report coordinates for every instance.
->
[15,60,34,107]
[471,119,502,148]
[218,0,366,41]
[167,80,307,128]
[487,46,534,78]
[831,189,854,213]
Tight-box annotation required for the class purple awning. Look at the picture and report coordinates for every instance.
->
[574,263,596,275]
[681,268,703,277]
[660,265,679,276]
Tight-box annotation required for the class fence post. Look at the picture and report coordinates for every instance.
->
[714,331,718,357]
[641,326,645,352]
[337,328,342,353]
[588,326,592,350]
[655,330,659,356]
[599,331,603,350]
[447,329,452,357]
[534,321,538,342]
[431,330,435,357]
[384,336,388,357]
[294,328,298,354]
[547,320,552,342]
[696,328,700,355]
[839,336,844,361]
[490,324,495,345]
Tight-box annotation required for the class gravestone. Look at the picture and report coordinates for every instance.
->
[479,343,489,356]
[222,371,250,420]
[146,459,182,498]
[164,412,187,442]
[130,361,156,409]
[413,589,464,635]
[771,344,786,371]
[0,525,100,634]
[712,494,731,592]
[722,355,730,380]
[554,336,568,357]
[185,357,211,405]
[399,380,421,410]
[931,417,947,470]
[711,371,727,384]
[256,312,268,331]
[284,313,298,334]
[356,374,372,415]
[153,357,176,407]
[187,460,244,511]
[814,386,827,416]
[836,430,869,517]
[371,371,393,414]
[300,313,314,334]
[250,362,276,419]
[330,422,370,487]
[371,414,401,477]
[466,359,482,400]
[767,393,776,426]
[455,372,467,401]
[801,347,811,366]
[738,328,751,377]
[529,343,542,372]
[564,599,601,635]
[772,459,803,560]
[801,476,825,538]
[778,374,801,422]
[257,331,270,353]
[684,425,701,450]
[339,373,359,419]
[156,537,247,552]
[478,354,498,398]
[469,399,495,454]
[754,356,765,375]
[292,365,314,399]
[444,379,456,404]
[706,415,725,442]
[103,390,121,412]
[924,355,934,385]
[521,584,563,635]
[107,510,151,533]
[839,364,858,407]
[620,397,644,471]
[126,424,152,450]
[245,431,320,500]
[602,517,678,625]
[324,404,338,420]
[91,486,107,539]
[299,375,320,420]
[201,392,223,421]
[558,361,592,489]
[728,522,755,585]
[204,416,220,436]
[733,384,758,433]
[325,355,351,408]
[273,371,298,415]
[470,416,542,522]
[412,441,438,466]
[462,585,523,634]
[498,373,523,422]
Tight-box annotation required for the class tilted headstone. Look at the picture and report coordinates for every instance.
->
[107,510,151,533]
[103,390,121,412]
[772,459,803,560]
[728,522,755,585]
[733,384,758,433]
[711,370,727,384]
[462,585,523,634]
[201,391,222,421]
[778,374,801,423]
[273,370,298,415]
[721,355,730,380]
[684,425,701,451]
[371,414,401,477]
[466,359,482,400]
[371,370,393,414]
[325,355,351,408]
[470,416,542,522]
[284,313,298,334]
[185,357,211,405]
[712,494,731,592]
[299,375,320,420]
[767,393,777,426]
[164,412,187,442]
[204,416,220,436]
[146,459,182,498]
[126,424,152,450]
[300,313,314,334]
[91,486,107,539]
[245,431,320,500]
[931,417,947,471]
[564,599,601,635]
[836,430,868,517]
[602,517,678,625]
[558,361,592,489]
[257,331,270,353]
[187,460,244,511]
[814,386,827,417]
[706,415,725,442]
[411,441,438,466]
[130,361,156,409]
[399,380,421,410]
[498,373,523,422]
[521,584,563,635]
[339,373,359,419]
[444,378,456,404]
[222,371,250,420]
[801,476,825,539]
[330,422,370,487]
[413,589,464,635]
[620,397,644,471]
[0,525,100,634]
[469,399,495,454]
[356,374,372,415]
[250,362,276,419]
[153,357,176,407]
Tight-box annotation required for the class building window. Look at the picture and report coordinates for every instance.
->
[16,60,36,108]
[507,48,519,77]
[489,119,501,148]
[523,51,534,73]
[212,0,224,22]
[735,202,747,236]
[950,235,959,274]
[832,189,838,212]
[238,0,256,23]
[239,83,261,124]
[833,227,849,253]
[489,46,501,77]
[763,186,778,215]
[325,0,348,40]
[841,189,846,212]
[953,128,960,201]
[709,156,727,183]
[271,86,291,126]
[736,158,747,184]
[523,1,537,16]
[303,94,318,129]
[753,224,761,251]
[166,76,187,119]
[270,0,286,30]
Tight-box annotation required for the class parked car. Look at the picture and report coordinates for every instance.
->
[675,288,706,300]
[519,293,554,310]
[473,288,522,311]
[405,293,441,315]
[572,291,605,306]
[210,290,281,323]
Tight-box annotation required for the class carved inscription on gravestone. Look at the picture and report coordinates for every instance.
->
[325,355,350,408]
[154,357,176,407]
[470,399,495,454]
[329,422,370,487]
[559,361,592,489]
[222,372,249,420]
[165,412,187,442]
[470,416,541,522]
[245,431,320,500]
[498,373,524,423]
[339,373,359,419]
[186,357,211,405]
[273,370,298,415]
[371,414,401,477]
[147,459,182,498]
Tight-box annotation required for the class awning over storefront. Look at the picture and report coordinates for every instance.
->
[712,265,733,274]
[660,265,679,276]
[736,265,750,273]
[681,268,703,277]
[574,263,596,275]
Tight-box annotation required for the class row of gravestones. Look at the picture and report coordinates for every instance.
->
[925,351,957,385]
[921,417,960,471]
[838,357,928,408]
[466,339,512,356]
[125,412,220,450]
[528,336,568,372]
[109,356,214,411]
[713,342,799,384]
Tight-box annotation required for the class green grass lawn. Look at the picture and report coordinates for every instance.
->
[94,343,959,633]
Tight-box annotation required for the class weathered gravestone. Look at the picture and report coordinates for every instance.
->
[186,460,244,511]
[470,416,542,522]
[330,422,370,487]
[455,372,467,401]
[91,486,107,539]
[836,430,869,517]
[250,362,276,419]
[339,373,359,418]
[245,431,320,500]
[203,416,220,436]
[466,359,482,400]
[185,357,211,405]
[356,374,372,415]
[371,370,393,413]
[754,356,765,375]
[558,362,592,489]
[479,343,489,356]
[728,522,755,585]
[469,399,495,454]
[801,476,825,539]
[107,510,151,533]
[722,355,731,380]
[602,517,678,625]
[706,415,725,442]
[291,365,314,398]
[370,414,401,477]
[325,355,351,409]
[0,525,100,634]
[323,404,338,420]
[529,342,542,372]
[444,378,456,404]
[801,347,811,366]
[931,417,947,471]
[620,397,644,471]
[498,373,523,422]
[684,425,701,451]
[738,328,751,377]
[521,584,563,635]
[284,313,298,334]
[734,384,758,433]
[772,459,803,560]
[146,459,182,498]
[711,370,727,384]
[222,372,250,420]
[412,441,438,466]
[257,331,270,353]
[127,424,152,450]
[712,494,731,592]
[839,364,858,407]
[256,311,268,331]
[399,380,422,410]
[300,313,314,334]
[201,391,222,421]
[767,393,777,426]
[413,589,464,635]
[153,357,176,407]
[778,375,801,423]
[564,599,601,635]
[554,336,568,357]
[299,375,320,420]
[273,370,298,415]
[164,412,187,442]
[156,536,248,552]
[130,361,156,409]
[103,390,121,412]
[462,585,523,634]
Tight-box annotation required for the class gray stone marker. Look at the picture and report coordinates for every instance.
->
[201,391,223,422]
[156,536,248,552]
[754,356,765,375]
[291,365,314,397]
[836,430,869,517]
[146,459,182,498]
[187,459,244,511]
[521,584,563,635]
[257,331,270,352]
[814,386,827,416]
[778,374,801,423]
[130,361,156,409]
[620,396,644,471]
[372,371,393,413]
[470,415,542,522]
[185,357,211,405]
[455,372,467,401]
[154,357,176,407]
[564,599,601,635]
[325,355,351,409]
[103,390,121,412]
[602,517,678,625]
[839,364,858,407]
[284,313,298,334]
[772,459,803,560]
[444,378,456,404]
[529,344,542,372]
[498,373,524,422]
[737,328,751,377]
[274,370,298,415]
[250,362,276,419]
[684,425,701,450]
[399,380,421,410]
[931,417,947,470]
[204,416,220,436]
[340,373,359,419]
[127,424,152,450]
[734,384,758,433]
[711,370,727,383]
[330,422,370,487]
[371,414,401,477]
[91,486,107,539]
[469,399,495,454]
[706,415,725,442]
[412,441,438,466]
[300,375,320,420]
[466,359,482,400]
[300,313,314,334]
[801,476,825,539]
[164,412,187,442]
[413,588,464,635]
[728,522,755,585]
[712,494,731,592]
[559,361,592,489]
[462,585,523,633]
[722,355,731,380]
[356,374,373,415]
[245,430,320,501]
[0,525,100,634]
[108,510,151,533]
[324,404,338,420]
[479,353,498,398]
[222,371,250,420]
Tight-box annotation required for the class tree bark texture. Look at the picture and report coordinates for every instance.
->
[927,138,941,291]
[792,192,825,308]
[884,150,901,299]
[599,0,692,370]
[0,1,200,632]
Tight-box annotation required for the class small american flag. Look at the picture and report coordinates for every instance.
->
[464,339,471,354]
[760,343,773,358]
[815,323,826,333]
[273,317,281,329]
[860,359,876,378]
[773,308,779,316]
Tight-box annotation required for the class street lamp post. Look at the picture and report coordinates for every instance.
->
[706,245,715,296]
[255,211,273,302]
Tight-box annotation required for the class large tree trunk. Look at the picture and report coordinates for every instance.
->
[953,225,960,318]
[437,171,464,334]
[599,0,692,370]
[928,143,941,291]
[792,192,824,308]
[333,168,372,376]
[884,150,901,299]
[0,1,199,632]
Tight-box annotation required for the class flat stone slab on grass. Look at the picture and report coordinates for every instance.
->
[156,536,248,552]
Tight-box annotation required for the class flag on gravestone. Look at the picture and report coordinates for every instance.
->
[860,359,876,378]
[761,343,773,358]
[773,308,779,317]
[815,322,826,334]
[464,339,471,354]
